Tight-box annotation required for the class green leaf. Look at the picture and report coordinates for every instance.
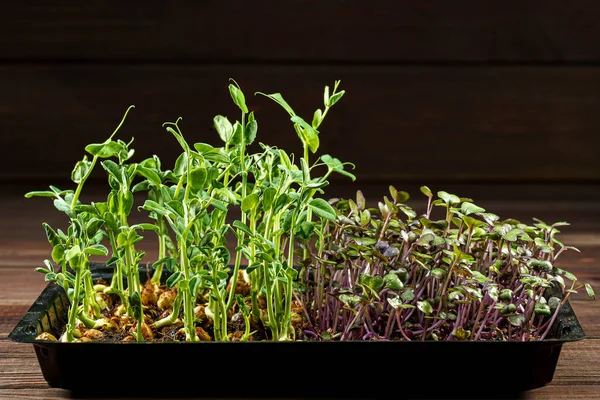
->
[119,189,134,216]
[321,154,356,181]
[480,213,500,224]
[42,259,55,273]
[42,223,62,247]
[245,262,261,274]
[312,109,322,128]
[51,244,65,263]
[130,223,158,232]
[417,300,433,315]
[438,191,460,205]
[166,271,183,289]
[230,121,244,145]
[585,283,595,299]
[461,202,486,215]
[274,193,290,213]
[137,166,162,187]
[84,244,109,256]
[245,119,258,145]
[388,186,409,202]
[142,200,169,217]
[65,245,81,263]
[210,198,228,212]
[233,220,253,237]
[369,276,384,291]
[503,228,523,242]
[53,198,73,216]
[24,190,57,199]
[214,246,231,266]
[304,130,320,154]
[71,158,91,184]
[132,180,151,193]
[213,115,234,143]
[420,186,432,197]
[452,327,471,340]
[431,268,446,279]
[262,187,277,210]
[129,292,142,320]
[166,126,190,154]
[563,270,577,281]
[383,273,403,290]
[256,92,296,117]
[166,200,184,217]
[401,288,415,302]
[534,303,551,316]
[327,90,345,107]
[281,210,294,232]
[204,150,230,164]
[85,140,125,159]
[229,83,249,113]
[241,193,260,213]
[308,198,337,221]
[173,152,188,176]
[295,221,314,240]
[278,149,292,170]
[189,167,207,191]
[101,159,121,181]
[193,142,214,154]
[508,314,526,327]
[189,275,202,297]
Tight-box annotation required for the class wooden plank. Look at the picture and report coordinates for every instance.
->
[549,341,600,385]
[0,388,68,400]
[527,385,600,399]
[3,1,600,62]
[3,65,600,183]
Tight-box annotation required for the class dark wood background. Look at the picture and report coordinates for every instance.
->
[2,1,600,191]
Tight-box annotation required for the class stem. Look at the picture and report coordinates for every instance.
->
[65,267,83,342]
[151,195,167,285]
[180,228,197,341]
[226,118,247,312]
[108,232,124,292]
[154,292,183,329]
[84,273,102,318]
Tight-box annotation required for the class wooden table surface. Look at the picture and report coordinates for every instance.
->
[0,182,598,399]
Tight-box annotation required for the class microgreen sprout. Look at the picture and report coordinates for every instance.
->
[298,186,595,341]
[26,82,593,344]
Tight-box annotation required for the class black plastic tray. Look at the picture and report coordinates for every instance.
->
[9,263,586,399]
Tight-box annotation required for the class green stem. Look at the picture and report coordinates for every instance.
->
[77,309,97,329]
[226,114,247,312]
[179,219,196,341]
[66,267,83,342]
[211,265,229,341]
[151,197,167,285]
[263,263,279,340]
[108,232,124,292]
[85,273,102,318]
[279,215,296,341]
[154,292,183,329]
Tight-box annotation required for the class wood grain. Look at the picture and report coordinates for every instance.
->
[3,65,600,183]
[3,1,600,62]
